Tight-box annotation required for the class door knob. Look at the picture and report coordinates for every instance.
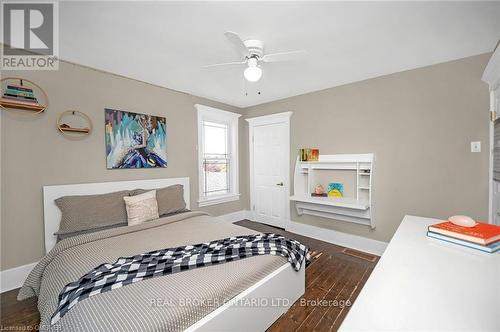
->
[276,182,284,186]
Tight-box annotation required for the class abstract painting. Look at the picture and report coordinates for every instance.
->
[105,108,167,169]
[327,183,344,198]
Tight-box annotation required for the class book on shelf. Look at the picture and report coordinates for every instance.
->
[59,127,90,133]
[6,85,34,93]
[427,231,500,253]
[4,89,34,98]
[428,221,500,245]
[3,94,38,102]
[0,97,41,106]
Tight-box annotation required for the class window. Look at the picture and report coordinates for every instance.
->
[196,104,241,207]
[203,121,230,196]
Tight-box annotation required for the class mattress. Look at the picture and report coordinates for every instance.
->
[18,211,287,331]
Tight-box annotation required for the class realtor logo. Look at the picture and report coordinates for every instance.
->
[1,1,58,70]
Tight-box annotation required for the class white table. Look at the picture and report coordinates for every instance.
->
[340,215,500,332]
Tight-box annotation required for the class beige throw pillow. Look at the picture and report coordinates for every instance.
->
[123,190,159,226]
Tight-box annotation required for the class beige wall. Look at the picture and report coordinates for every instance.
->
[244,54,491,242]
[0,61,247,270]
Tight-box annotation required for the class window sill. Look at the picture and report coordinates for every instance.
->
[198,193,240,207]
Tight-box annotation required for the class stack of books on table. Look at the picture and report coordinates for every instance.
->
[427,221,500,253]
[1,85,40,107]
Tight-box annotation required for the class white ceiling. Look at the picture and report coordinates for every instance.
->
[59,1,500,108]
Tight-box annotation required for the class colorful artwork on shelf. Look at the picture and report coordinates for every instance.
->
[327,183,344,198]
[300,148,319,161]
[105,108,167,169]
[311,184,327,197]
[308,148,319,161]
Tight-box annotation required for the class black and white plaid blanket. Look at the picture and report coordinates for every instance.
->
[51,233,310,325]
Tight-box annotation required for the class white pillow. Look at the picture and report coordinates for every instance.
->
[123,190,159,226]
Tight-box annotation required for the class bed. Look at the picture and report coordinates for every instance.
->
[19,177,305,331]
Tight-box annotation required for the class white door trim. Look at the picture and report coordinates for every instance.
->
[489,93,494,223]
[246,112,292,228]
[482,46,500,224]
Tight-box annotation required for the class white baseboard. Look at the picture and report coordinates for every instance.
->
[0,262,38,293]
[213,210,251,224]
[242,210,387,256]
[286,220,387,256]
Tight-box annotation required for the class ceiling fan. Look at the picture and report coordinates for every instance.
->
[203,31,306,82]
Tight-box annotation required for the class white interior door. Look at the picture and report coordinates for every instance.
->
[249,115,290,228]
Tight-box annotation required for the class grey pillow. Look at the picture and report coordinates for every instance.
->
[131,184,186,216]
[54,190,131,236]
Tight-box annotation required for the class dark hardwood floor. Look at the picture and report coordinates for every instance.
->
[0,220,378,332]
[1,286,39,329]
[235,220,379,332]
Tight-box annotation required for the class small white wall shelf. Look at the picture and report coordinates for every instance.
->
[290,153,375,228]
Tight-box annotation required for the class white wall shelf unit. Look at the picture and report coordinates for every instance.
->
[290,153,375,228]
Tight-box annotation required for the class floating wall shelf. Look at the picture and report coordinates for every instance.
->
[57,110,92,138]
[290,153,375,228]
[0,77,48,114]
[0,100,46,112]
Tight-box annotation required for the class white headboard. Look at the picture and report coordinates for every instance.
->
[43,177,190,253]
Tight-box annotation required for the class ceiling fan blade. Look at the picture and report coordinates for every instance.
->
[202,61,246,68]
[224,31,250,57]
[262,50,306,63]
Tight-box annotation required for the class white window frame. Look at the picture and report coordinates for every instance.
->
[195,104,241,207]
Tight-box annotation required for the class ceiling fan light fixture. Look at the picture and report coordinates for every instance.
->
[204,31,306,84]
[244,65,262,82]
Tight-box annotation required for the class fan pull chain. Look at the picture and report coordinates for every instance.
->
[243,78,263,96]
